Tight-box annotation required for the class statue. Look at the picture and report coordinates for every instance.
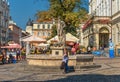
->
[57,17,66,47]
[51,17,66,56]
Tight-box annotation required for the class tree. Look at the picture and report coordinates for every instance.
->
[35,11,52,22]
[36,0,88,36]
[49,0,88,35]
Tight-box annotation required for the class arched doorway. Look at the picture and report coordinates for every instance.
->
[99,27,109,48]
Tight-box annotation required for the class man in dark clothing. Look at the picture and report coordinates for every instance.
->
[16,49,21,61]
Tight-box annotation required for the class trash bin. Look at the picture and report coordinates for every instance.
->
[109,39,114,58]
[109,50,114,58]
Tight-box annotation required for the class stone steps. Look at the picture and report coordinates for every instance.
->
[23,64,101,73]
[24,65,75,73]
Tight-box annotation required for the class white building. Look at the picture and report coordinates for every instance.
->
[0,0,9,46]
[89,0,112,16]
[83,0,120,50]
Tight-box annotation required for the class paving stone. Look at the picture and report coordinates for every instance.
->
[0,58,120,81]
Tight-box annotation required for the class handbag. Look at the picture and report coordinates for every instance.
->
[60,61,65,69]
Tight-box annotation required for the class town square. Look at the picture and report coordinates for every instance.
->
[0,0,120,82]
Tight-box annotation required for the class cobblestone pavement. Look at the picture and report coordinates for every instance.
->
[0,57,120,82]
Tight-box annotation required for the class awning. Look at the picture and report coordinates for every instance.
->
[1,43,21,49]
[82,20,92,30]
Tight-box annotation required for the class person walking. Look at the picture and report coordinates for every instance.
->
[61,48,69,73]
[16,49,21,61]
[2,50,7,64]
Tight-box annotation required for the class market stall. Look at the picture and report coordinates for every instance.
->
[1,43,21,63]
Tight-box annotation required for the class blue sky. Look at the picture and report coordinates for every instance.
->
[8,0,50,30]
[8,0,88,30]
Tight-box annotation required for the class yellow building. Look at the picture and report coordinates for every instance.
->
[8,20,22,44]
[26,19,54,40]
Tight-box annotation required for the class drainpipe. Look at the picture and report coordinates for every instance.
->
[110,0,112,40]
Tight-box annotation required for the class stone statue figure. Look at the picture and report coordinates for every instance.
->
[57,17,66,46]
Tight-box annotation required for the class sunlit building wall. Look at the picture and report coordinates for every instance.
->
[83,0,120,49]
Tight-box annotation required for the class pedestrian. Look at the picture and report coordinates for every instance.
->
[16,49,21,61]
[87,46,91,54]
[8,54,14,63]
[2,50,7,64]
[61,48,69,73]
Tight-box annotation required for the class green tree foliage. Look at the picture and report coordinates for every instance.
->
[36,0,88,37]
[35,11,51,22]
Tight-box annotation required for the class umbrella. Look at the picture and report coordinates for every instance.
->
[21,35,46,42]
[47,33,79,43]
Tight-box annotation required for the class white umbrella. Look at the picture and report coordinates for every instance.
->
[47,36,58,43]
[65,33,79,42]
[47,33,79,43]
[21,35,46,42]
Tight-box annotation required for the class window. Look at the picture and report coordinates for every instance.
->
[48,33,51,36]
[48,24,50,29]
[37,24,40,29]
[38,32,41,36]
[42,24,45,29]
[43,32,45,36]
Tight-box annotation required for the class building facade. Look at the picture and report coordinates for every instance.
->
[112,0,120,47]
[26,19,54,39]
[0,0,9,46]
[8,20,22,44]
[83,0,120,49]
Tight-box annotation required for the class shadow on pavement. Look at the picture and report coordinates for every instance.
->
[45,74,120,82]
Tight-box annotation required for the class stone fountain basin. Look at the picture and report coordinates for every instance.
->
[26,54,94,66]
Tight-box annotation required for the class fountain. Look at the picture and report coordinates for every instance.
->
[26,17,100,72]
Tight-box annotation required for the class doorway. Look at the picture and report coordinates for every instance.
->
[99,27,109,48]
